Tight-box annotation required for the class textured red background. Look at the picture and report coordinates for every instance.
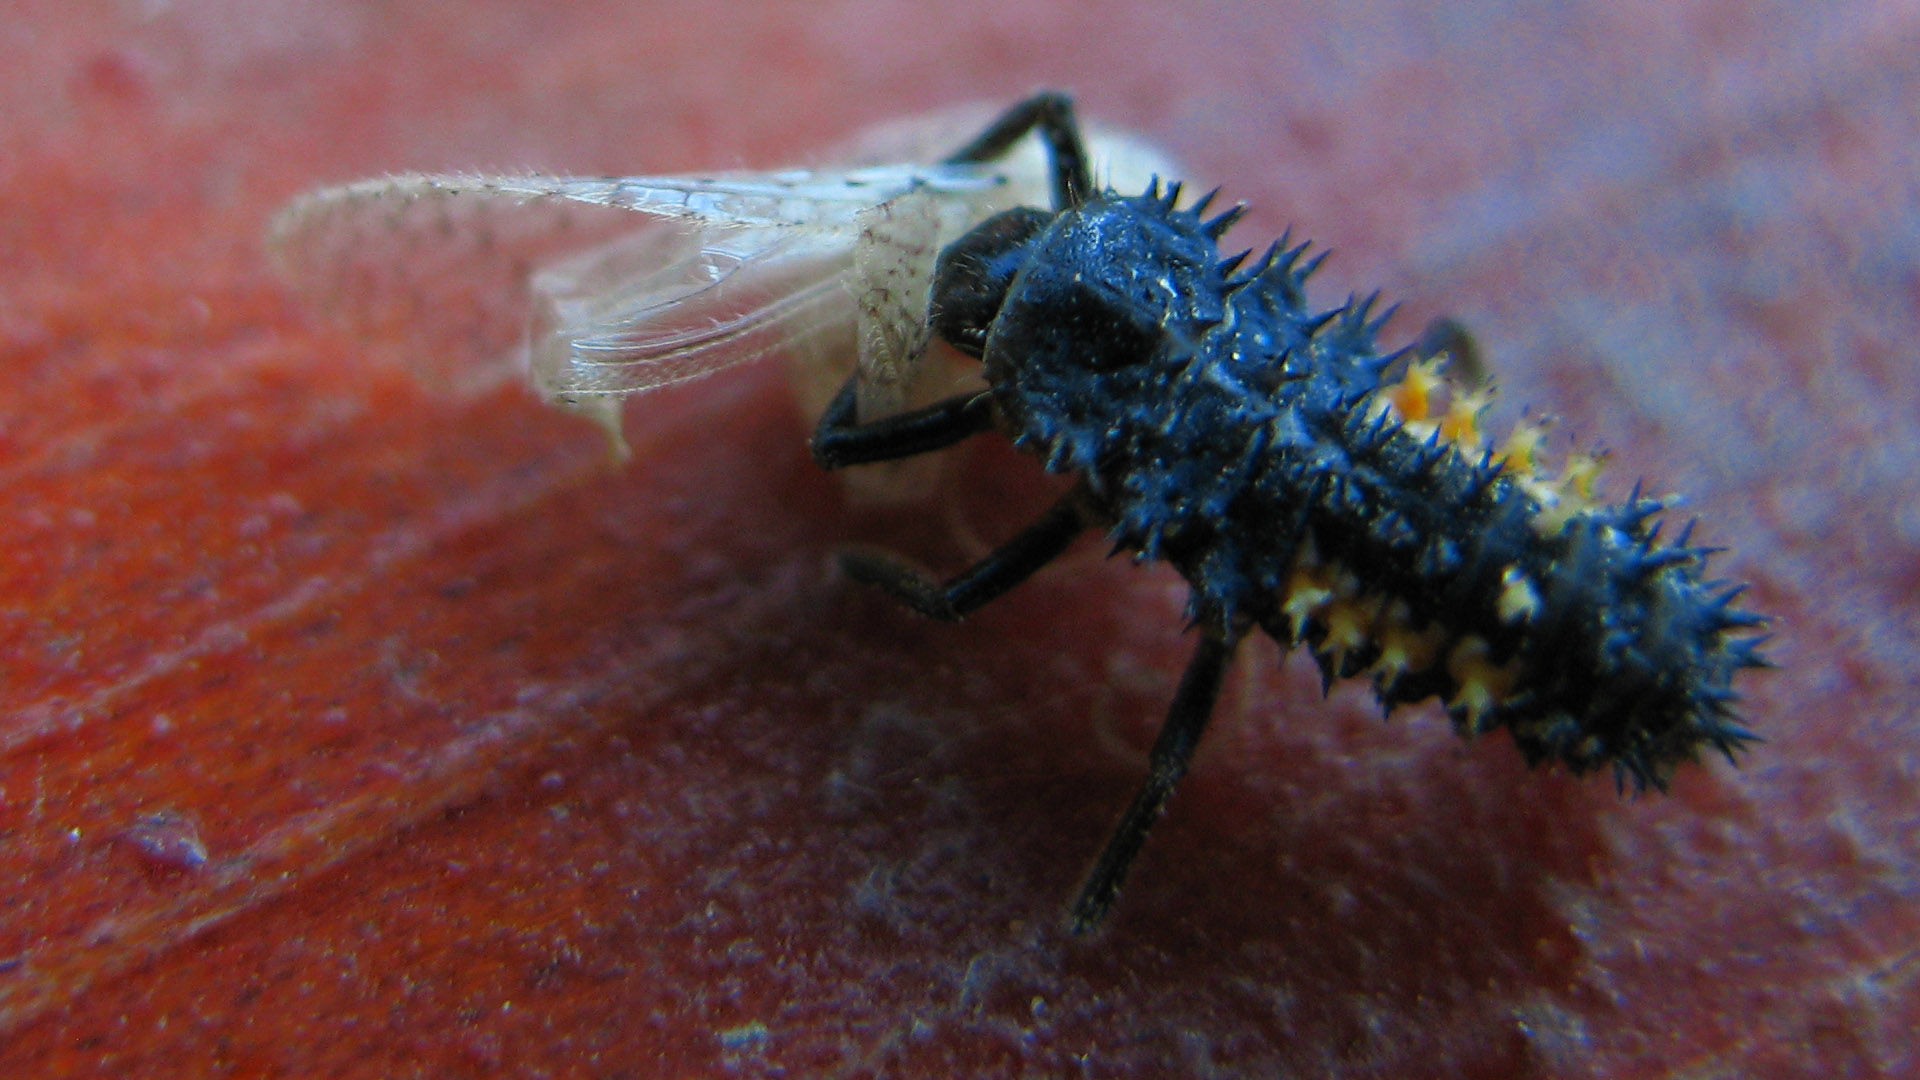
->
[3,2,1916,1076]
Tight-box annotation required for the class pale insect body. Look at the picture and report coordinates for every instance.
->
[268,107,1179,459]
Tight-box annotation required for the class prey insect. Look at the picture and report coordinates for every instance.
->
[268,104,1177,454]
[274,93,1771,936]
[810,93,1770,932]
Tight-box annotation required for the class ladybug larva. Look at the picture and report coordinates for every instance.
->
[810,92,1770,933]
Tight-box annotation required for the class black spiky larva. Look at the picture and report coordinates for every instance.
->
[810,92,1771,934]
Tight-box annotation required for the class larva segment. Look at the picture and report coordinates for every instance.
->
[1368,353,1612,532]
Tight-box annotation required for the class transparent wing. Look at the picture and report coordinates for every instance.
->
[268,107,1182,432]
[529,225,849,399]
[517,165,1023,449]
[266,167,995,394]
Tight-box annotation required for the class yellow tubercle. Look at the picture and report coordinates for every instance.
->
[1436,385,1494,455]
[1368,601,1445,685]
[1279,542,1336,640]
[1446,635,1524,731]
[1319,586,1384,675]
[1528,448,1611,535]
[1493,418,1548,476]
[1384,355,1448,423]
[1559,450,1606,502]
[1496,566,1541,624]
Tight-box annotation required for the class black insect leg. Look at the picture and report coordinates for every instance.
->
[837,487,1090,621]
[1070,630,1239,935]
[1411,315,1488,387]
[810,373,997,469]
[942,91,1093,210]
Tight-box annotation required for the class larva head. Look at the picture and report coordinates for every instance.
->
[930,206,1054,358]
[941,186,1249,481]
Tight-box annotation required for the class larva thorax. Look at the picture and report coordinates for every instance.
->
[968,184,1767,788]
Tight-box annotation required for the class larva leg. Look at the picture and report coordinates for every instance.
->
[1411,315,1487,386]
[1070,630,1239,934]
[810,373,996,469]
[941,91,1093,210]
[835,487,1089,621]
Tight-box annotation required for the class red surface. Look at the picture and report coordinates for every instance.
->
[3,2,1916,1076]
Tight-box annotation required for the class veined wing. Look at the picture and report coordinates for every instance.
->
[522,221,856,448]
[467,168,1009,227]
[266,165,996,394]
[268,108,1181,428]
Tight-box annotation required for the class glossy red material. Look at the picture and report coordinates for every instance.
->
[2,2,1912,1076]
